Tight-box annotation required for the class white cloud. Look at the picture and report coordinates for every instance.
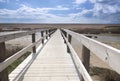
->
[69,9,91,17]
[68,11,112,23]
[0,0,9,2]
[0,4,110,23]
[89,0,96,3]
[0,0,5,2]
[86,0,120,23]
[55,5,69,10]
[75,0,87,4]
[0,2,119,23]
[0,4,101,23]
[68,0,120,23]
[0,5,71,23]
[17,4,69,14]
[91,0,120,17]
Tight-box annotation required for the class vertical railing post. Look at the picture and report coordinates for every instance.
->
[68,34,72,43]
[67,34,72,53]
[80,75,84,81]
[82,45,90,73]
[61,30,64,39]
[63,31,67,44]
[61,30,65,43]
[41,31,44,44]
[46,30,48,39]
[48,30,51,37]
[0,42,9,81]
[64,31,67,38]
[32,33,36,54]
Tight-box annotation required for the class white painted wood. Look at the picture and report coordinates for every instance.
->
[63,29,120,74]
[9,41,46,81]
[62,32,93,81]
[0,31,54,73]
[9,33,54,81]
[0,43,34,72]
[0,29,50,43]
[21,30,80,81]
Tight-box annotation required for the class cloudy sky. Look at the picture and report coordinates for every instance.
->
[0,0,120,23]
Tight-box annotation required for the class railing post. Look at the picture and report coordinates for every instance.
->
[82,45,90,73]
[0,42,9,81]
[67,34,72,53]
[68,34,72,43]
[48,30,51,37]
[41,31,44,44]
[32,33,36,53]
[80,75,84,81]
[63,31,67,44]
[46,30,48,39]
[64,31,67,38]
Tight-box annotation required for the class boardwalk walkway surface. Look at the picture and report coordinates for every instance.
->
[20,30,80,81]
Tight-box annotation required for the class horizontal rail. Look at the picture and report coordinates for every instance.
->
[0,29,51,43]
[0,31,55,72]
[61,32,93,81]
[62,28,120,74]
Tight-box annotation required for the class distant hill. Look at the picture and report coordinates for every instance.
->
[70,25,120,34]
[103,26,120,34]
[105,25,120,28]
[0,23,120,30]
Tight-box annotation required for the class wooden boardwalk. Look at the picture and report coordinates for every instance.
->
[20,30,80,81]
[1,28,120,81]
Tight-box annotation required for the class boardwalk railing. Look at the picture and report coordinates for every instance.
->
[61,28,120,81]
[0,29,56,81]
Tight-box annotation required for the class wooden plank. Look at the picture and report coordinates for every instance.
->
[69,45,92,81]
[41,31,44,44]
[0,29,49,43]
[22,29,79,81]
[61,32,93,81]
[0,31,28,43]
[67,34,72,53]
[0,42,9,81]
[9,30,55,81]
[0,42,34,73]
[46,30,48,39]
[62,29,120,74]
[82,45,90,73]
[0,31,54,73]
[68,34,72,43]
[32,33,36,53]
[48,30,51,37]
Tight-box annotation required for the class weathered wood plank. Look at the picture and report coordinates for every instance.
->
[22,29,79,81]
[41,31,44,44]
[62,29,120,74]
[0,42,9,81]
[32,33,36,53]
[0,29,49,43]
[46,30,48,39]
[67,34,72,53]
[61,32,93,81]
[0,31,54,73]
[82,45,90,73]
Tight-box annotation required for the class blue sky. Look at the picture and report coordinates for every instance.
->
[0,0,120,23]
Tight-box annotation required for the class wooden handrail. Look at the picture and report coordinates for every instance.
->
[61,32,93,81]
[0,29,52,43]
[0,30,55,73]
[61,28,120,75]
[0,29,56,81]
